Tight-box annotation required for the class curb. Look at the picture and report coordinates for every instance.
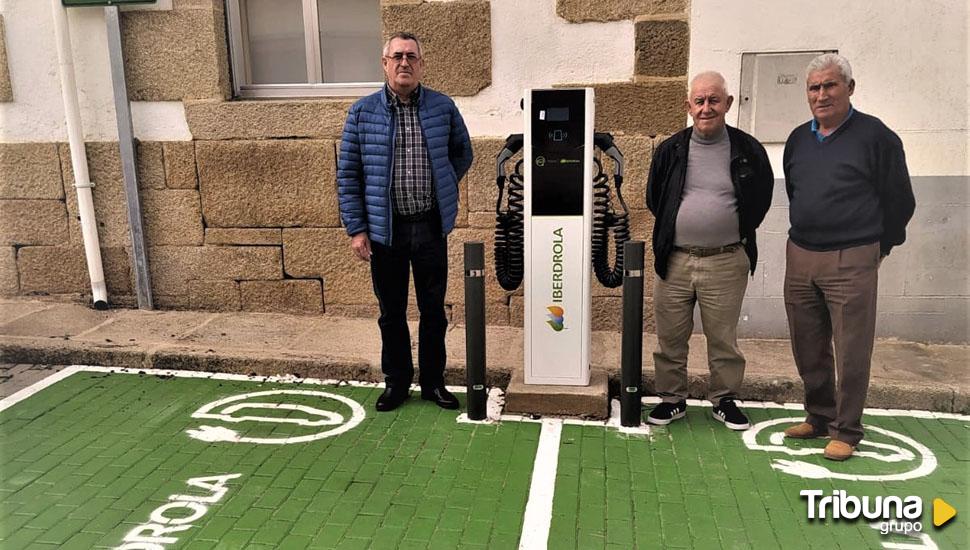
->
[2,339,966,414]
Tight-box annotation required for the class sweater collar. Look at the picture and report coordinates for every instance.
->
[811,105,855,142]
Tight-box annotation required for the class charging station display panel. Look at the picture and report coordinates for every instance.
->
[530,90,586,216]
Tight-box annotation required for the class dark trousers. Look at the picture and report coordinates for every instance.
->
[784,239,879,446]
[370,216,448,389]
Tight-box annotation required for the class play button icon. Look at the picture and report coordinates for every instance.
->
[933,498,956,527]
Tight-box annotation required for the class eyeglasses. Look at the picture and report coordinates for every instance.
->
[384,52,421,64]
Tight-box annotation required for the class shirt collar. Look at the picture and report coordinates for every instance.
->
[385,84,421,107]
[811,105,855,142]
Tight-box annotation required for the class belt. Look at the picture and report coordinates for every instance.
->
[394,208,437,222]
[674,242,742,257]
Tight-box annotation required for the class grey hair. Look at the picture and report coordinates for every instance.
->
[689,71,730,97]
[382,32,423,57]
[806,53,853,83]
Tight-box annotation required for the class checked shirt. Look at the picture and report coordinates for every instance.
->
[387,86,435,217]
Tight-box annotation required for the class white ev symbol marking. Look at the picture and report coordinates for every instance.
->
[742,417,937,482]
[186,390,365,445]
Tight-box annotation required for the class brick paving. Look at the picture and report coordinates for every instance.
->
[552,409,968,549]
[1,367,967,549]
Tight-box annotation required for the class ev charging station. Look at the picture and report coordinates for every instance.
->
[524,89,595,385]
[494,88,630,387]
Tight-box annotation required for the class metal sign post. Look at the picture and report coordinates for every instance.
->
[104,6,153,309]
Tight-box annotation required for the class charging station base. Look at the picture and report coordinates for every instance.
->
[504,368,609,419]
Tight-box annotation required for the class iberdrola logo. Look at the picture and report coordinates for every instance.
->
[546,306,565,331]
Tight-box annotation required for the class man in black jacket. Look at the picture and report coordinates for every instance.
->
[645,71,773,430]
[782,54,915,461]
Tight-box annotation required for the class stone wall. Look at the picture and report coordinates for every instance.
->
[0,16,12,102]
[120,0,231,101]
[0,0,691,331]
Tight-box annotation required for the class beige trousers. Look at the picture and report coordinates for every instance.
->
[653,247,750,406]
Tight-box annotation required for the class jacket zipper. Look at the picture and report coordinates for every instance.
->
[385,99,396,246]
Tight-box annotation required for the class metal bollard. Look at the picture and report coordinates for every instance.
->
[464,242,487,420]
[620,241,645,427]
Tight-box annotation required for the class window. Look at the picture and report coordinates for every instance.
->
[227,0,384,98]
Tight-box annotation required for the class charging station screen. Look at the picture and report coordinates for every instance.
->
[531,90,585,216]
[543,107,570,122]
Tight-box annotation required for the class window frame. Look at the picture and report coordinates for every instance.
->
[226,0,384,99]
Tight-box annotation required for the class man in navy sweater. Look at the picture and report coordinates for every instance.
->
[782,54,915,460]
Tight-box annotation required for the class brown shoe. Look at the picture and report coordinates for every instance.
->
[823,440,856,461]
[783,422,827,439]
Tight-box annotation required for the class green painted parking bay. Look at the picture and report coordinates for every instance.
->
[1,366,967,549]
[0,368,538,549]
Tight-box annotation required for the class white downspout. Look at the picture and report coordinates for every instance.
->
[50,0,108,309]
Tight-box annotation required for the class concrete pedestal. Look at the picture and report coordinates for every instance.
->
[504,368,609,419]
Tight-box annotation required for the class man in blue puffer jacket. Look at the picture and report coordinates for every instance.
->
[337,32,473,412]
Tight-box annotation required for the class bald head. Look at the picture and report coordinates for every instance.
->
[689,71,729,97]
[687,71,733,139]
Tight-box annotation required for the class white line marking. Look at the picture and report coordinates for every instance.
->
[4,365,967,424]
[519,418,563,550]
[641,396,970,421]
[62,366,468,393]
[0,365,82,412]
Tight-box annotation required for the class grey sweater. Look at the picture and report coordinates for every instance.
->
[675,128,740,247]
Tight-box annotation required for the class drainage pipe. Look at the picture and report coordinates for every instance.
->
[51,0,108,309]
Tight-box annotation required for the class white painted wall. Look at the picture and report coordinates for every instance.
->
[454,0,634,137]
[0,0,634,142]
[688,0,969,177]
[4,0,964,152]
[689,0,969,342]
[0,0,631,143]
[0,0,190,142]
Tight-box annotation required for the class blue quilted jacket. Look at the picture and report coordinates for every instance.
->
[337,85,473,245]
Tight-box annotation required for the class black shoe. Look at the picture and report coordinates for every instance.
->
[375,386,409,412]
[647,401,687,425]
[712,398,750,430]
[420,386,460,410]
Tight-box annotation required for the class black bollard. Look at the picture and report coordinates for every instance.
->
[620,241,645,427]
[464,242,487,420]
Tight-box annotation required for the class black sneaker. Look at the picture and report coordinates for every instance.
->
[647,401,687,425]
[712,398,750,430]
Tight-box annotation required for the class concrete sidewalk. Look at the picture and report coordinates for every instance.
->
[1,297,966,413]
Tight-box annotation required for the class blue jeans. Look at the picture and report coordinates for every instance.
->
[370,216,448,389]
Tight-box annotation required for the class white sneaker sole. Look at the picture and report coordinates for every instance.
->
[712,411,750,430]
[647,410,686,426]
